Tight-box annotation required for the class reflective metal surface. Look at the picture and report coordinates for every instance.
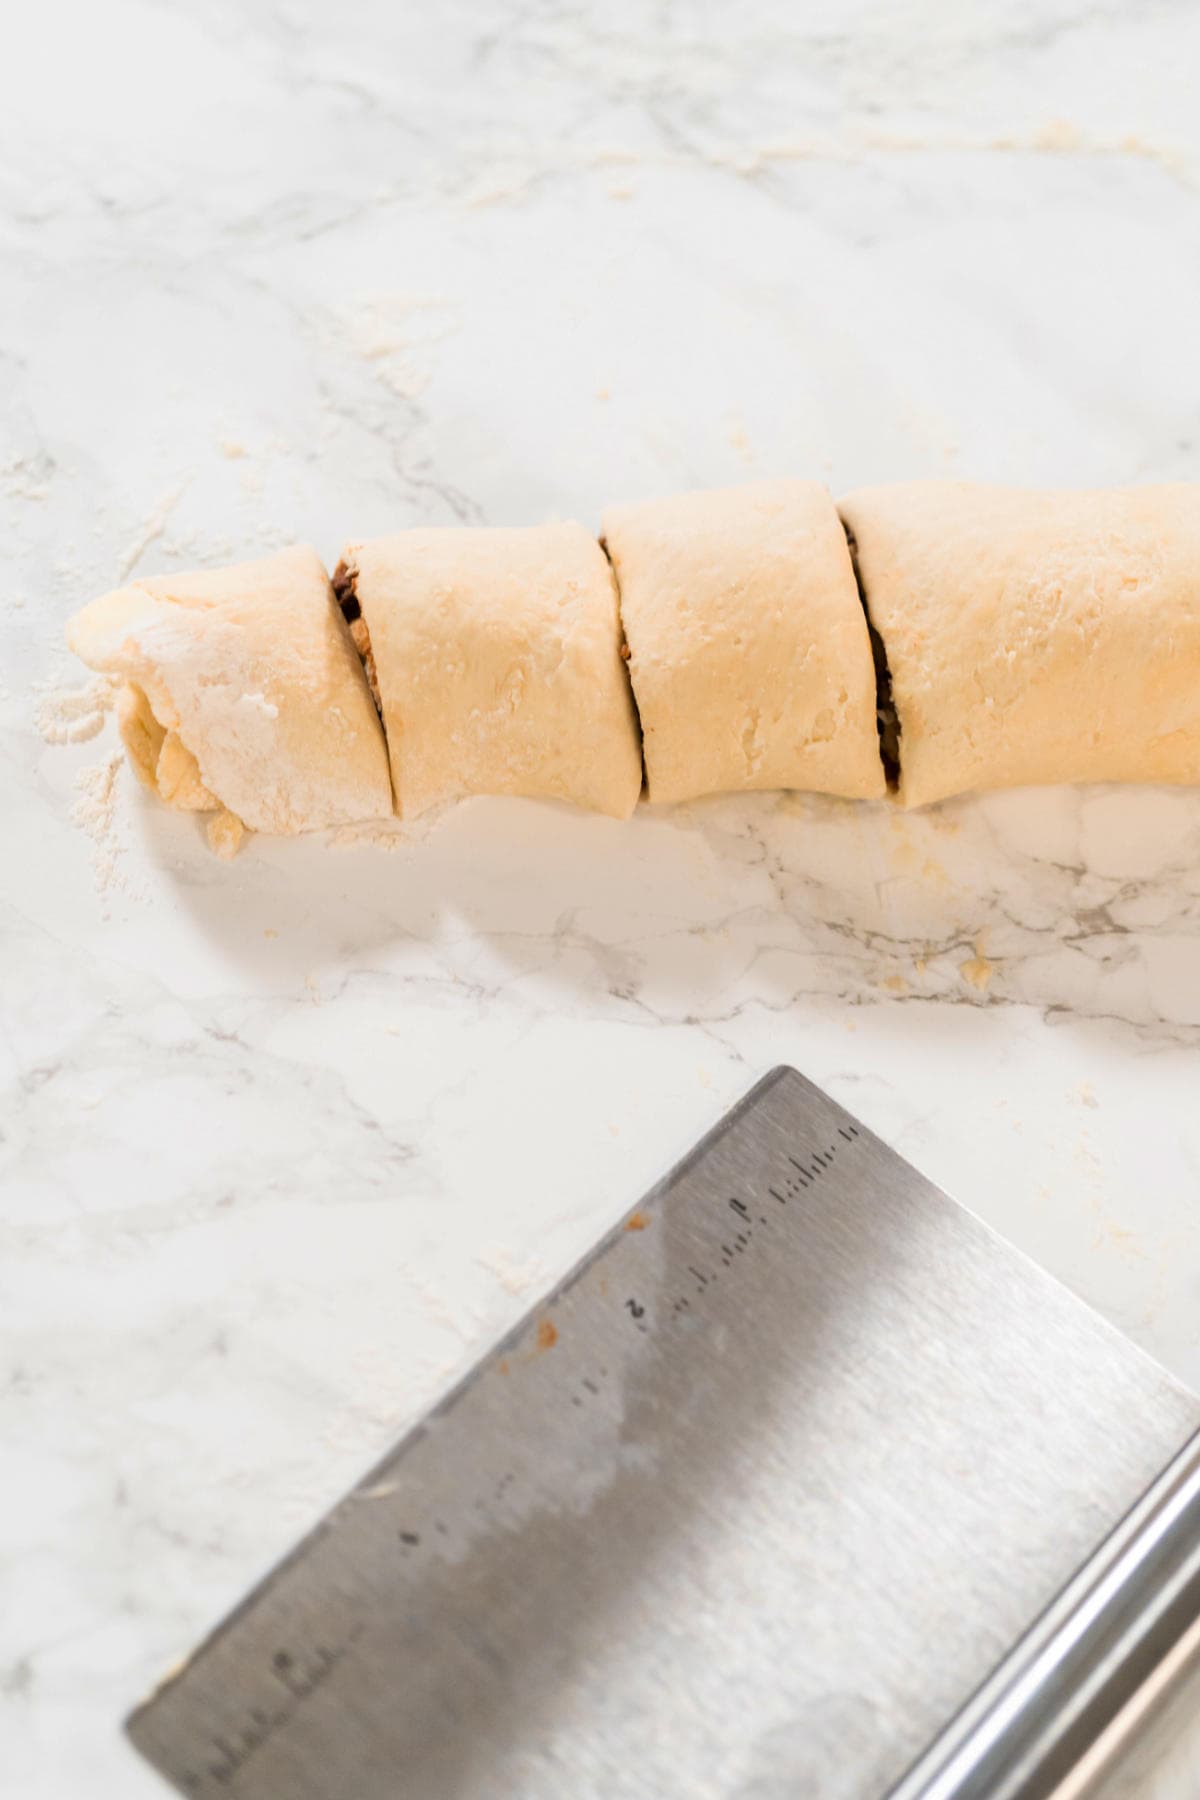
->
[886,1427,1200,1799]
[1082,1618,1200,1799]
[128,1068,1200,1799]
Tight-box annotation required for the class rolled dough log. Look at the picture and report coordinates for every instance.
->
[601,481,885,805]
[339,524,643,819]
[66,545,393,845]
[839,482,1200,808]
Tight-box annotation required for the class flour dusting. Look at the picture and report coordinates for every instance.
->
[37,675,117,744]
[327,818,408,852]
[116,484,188,580]
[351,295,453,403]
[72,750,126,893]
[476,1246,551,1297]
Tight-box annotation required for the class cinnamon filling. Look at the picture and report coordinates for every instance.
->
[333,559,381,715]
[841,520,900,790]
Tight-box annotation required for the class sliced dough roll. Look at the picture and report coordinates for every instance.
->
[67,545,393,851]
[839,482,1200,809]
[601,481,885,805]
[336,524,643,820]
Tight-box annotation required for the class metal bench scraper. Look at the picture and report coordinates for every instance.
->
[128,1067,1200,1799]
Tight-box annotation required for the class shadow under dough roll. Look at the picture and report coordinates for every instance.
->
[840,482,1200,809]
[338,523,643,820]
[67,545,393,852]
[601,481,886,805]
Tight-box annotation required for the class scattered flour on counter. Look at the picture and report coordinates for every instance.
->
[327,818,409,852]
[461,171,536,209]
[0,451,54,502]
[36,674,117,744]
[476,1247,551,1297]
[116,483,188,580]
[326,798,457,852]
[350,294,455,403]
[165,525,238,565]
[1075,1133,1103,1183]
[405,1271,487,1345]
[71,749,126,893]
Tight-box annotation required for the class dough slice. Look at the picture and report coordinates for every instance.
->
[67,545,393,840]
[601,481,885,805]
[839,483,1200,808]
[336,523,643,820]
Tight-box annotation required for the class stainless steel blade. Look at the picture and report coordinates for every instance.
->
[128,1067,1200,1800]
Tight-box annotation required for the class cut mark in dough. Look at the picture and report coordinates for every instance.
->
[841,517,900,791]
[598,533,648,803]
[332,559,361,622]
[333,558,383,717]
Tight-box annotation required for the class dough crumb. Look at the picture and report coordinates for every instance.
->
[206,809,246,859]
[959,938,993,991]
[1074,1081,1099,1109]
[36,675,117,745]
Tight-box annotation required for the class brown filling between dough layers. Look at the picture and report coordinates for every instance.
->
[597,533,648,799]
[333,559,382,717]
[334,533,894,798]
[840,520,900,790]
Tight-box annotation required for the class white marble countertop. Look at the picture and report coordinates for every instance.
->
[5,3,1200,1795]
